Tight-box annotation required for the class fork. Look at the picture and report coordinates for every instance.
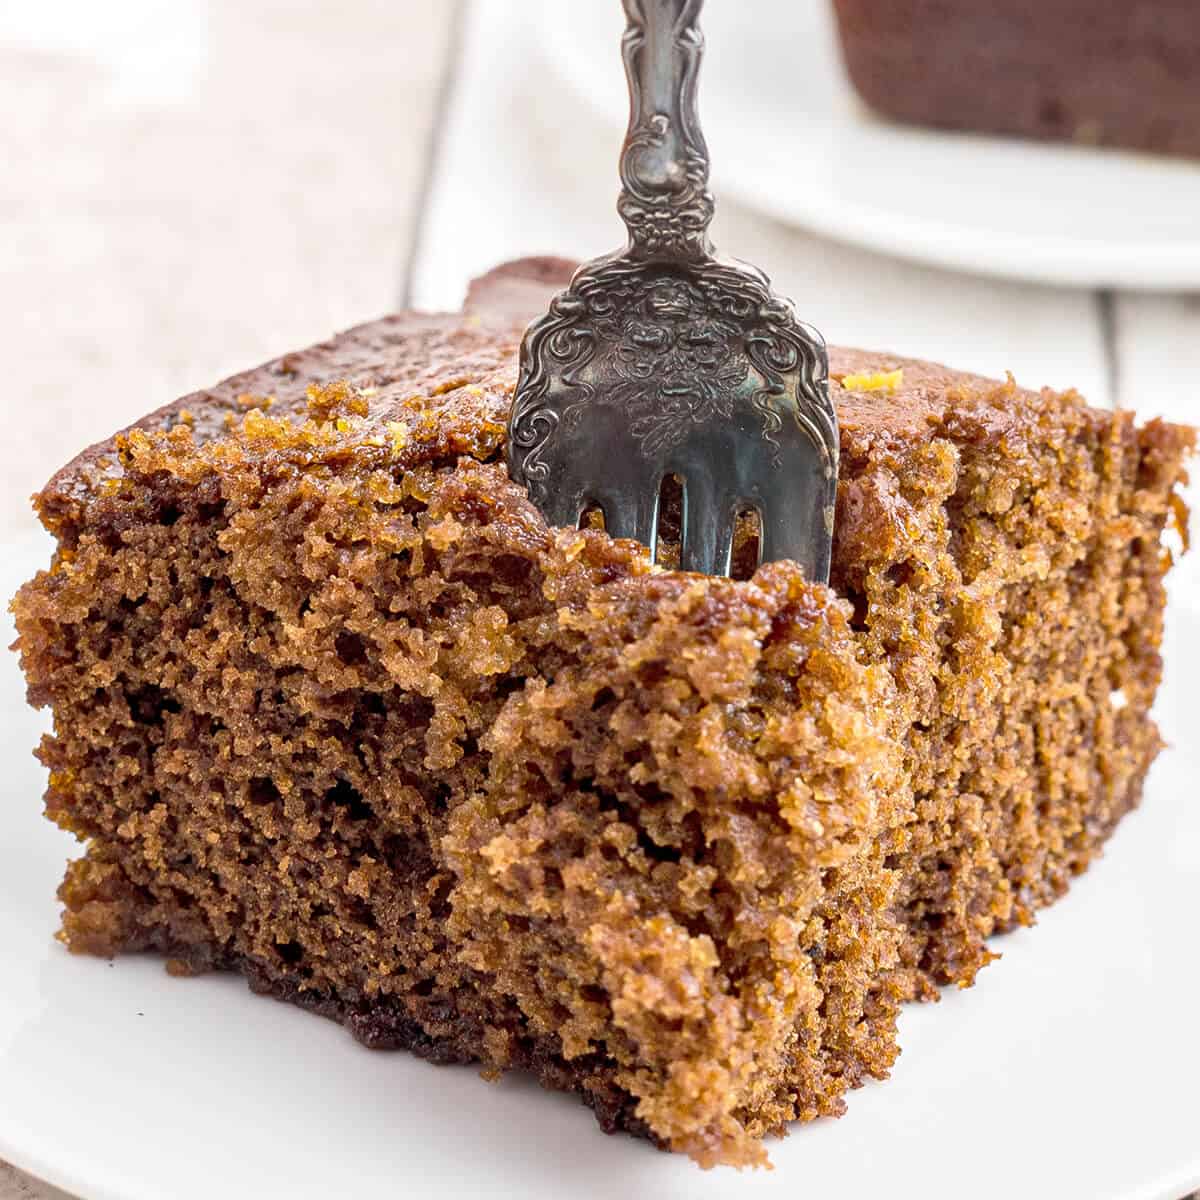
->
[507,0,839,581]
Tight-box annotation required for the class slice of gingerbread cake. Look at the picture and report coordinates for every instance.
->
[11,259,1193,1167]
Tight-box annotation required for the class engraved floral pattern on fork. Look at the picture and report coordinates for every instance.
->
[506,0,839,581]
[509,258,834,496]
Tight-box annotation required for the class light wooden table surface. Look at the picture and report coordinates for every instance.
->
[1,1,1196,1196]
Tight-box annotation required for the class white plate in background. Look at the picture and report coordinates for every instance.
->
[533,0,1200,290]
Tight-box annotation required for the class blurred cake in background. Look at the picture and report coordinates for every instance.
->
[833,0,1200,158]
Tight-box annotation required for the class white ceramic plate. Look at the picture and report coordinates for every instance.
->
[532,0,1200,290]
[2,527,1199,1200]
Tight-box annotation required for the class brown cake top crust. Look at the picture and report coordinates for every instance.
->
[37,256,1193,665]
[39,257,1115,535]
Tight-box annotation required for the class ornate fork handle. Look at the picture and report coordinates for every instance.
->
[617,0,715,263]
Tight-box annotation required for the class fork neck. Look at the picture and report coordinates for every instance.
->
[616,0,715,265]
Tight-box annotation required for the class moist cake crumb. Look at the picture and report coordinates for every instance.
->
[11,258,1194,1166]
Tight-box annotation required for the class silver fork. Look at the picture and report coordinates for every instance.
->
[507,0,839,581]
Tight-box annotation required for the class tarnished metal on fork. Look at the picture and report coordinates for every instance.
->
[507,0,839,581]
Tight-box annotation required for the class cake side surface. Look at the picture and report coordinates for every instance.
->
[12,258,1194,1165]
[833,357,1192,993]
